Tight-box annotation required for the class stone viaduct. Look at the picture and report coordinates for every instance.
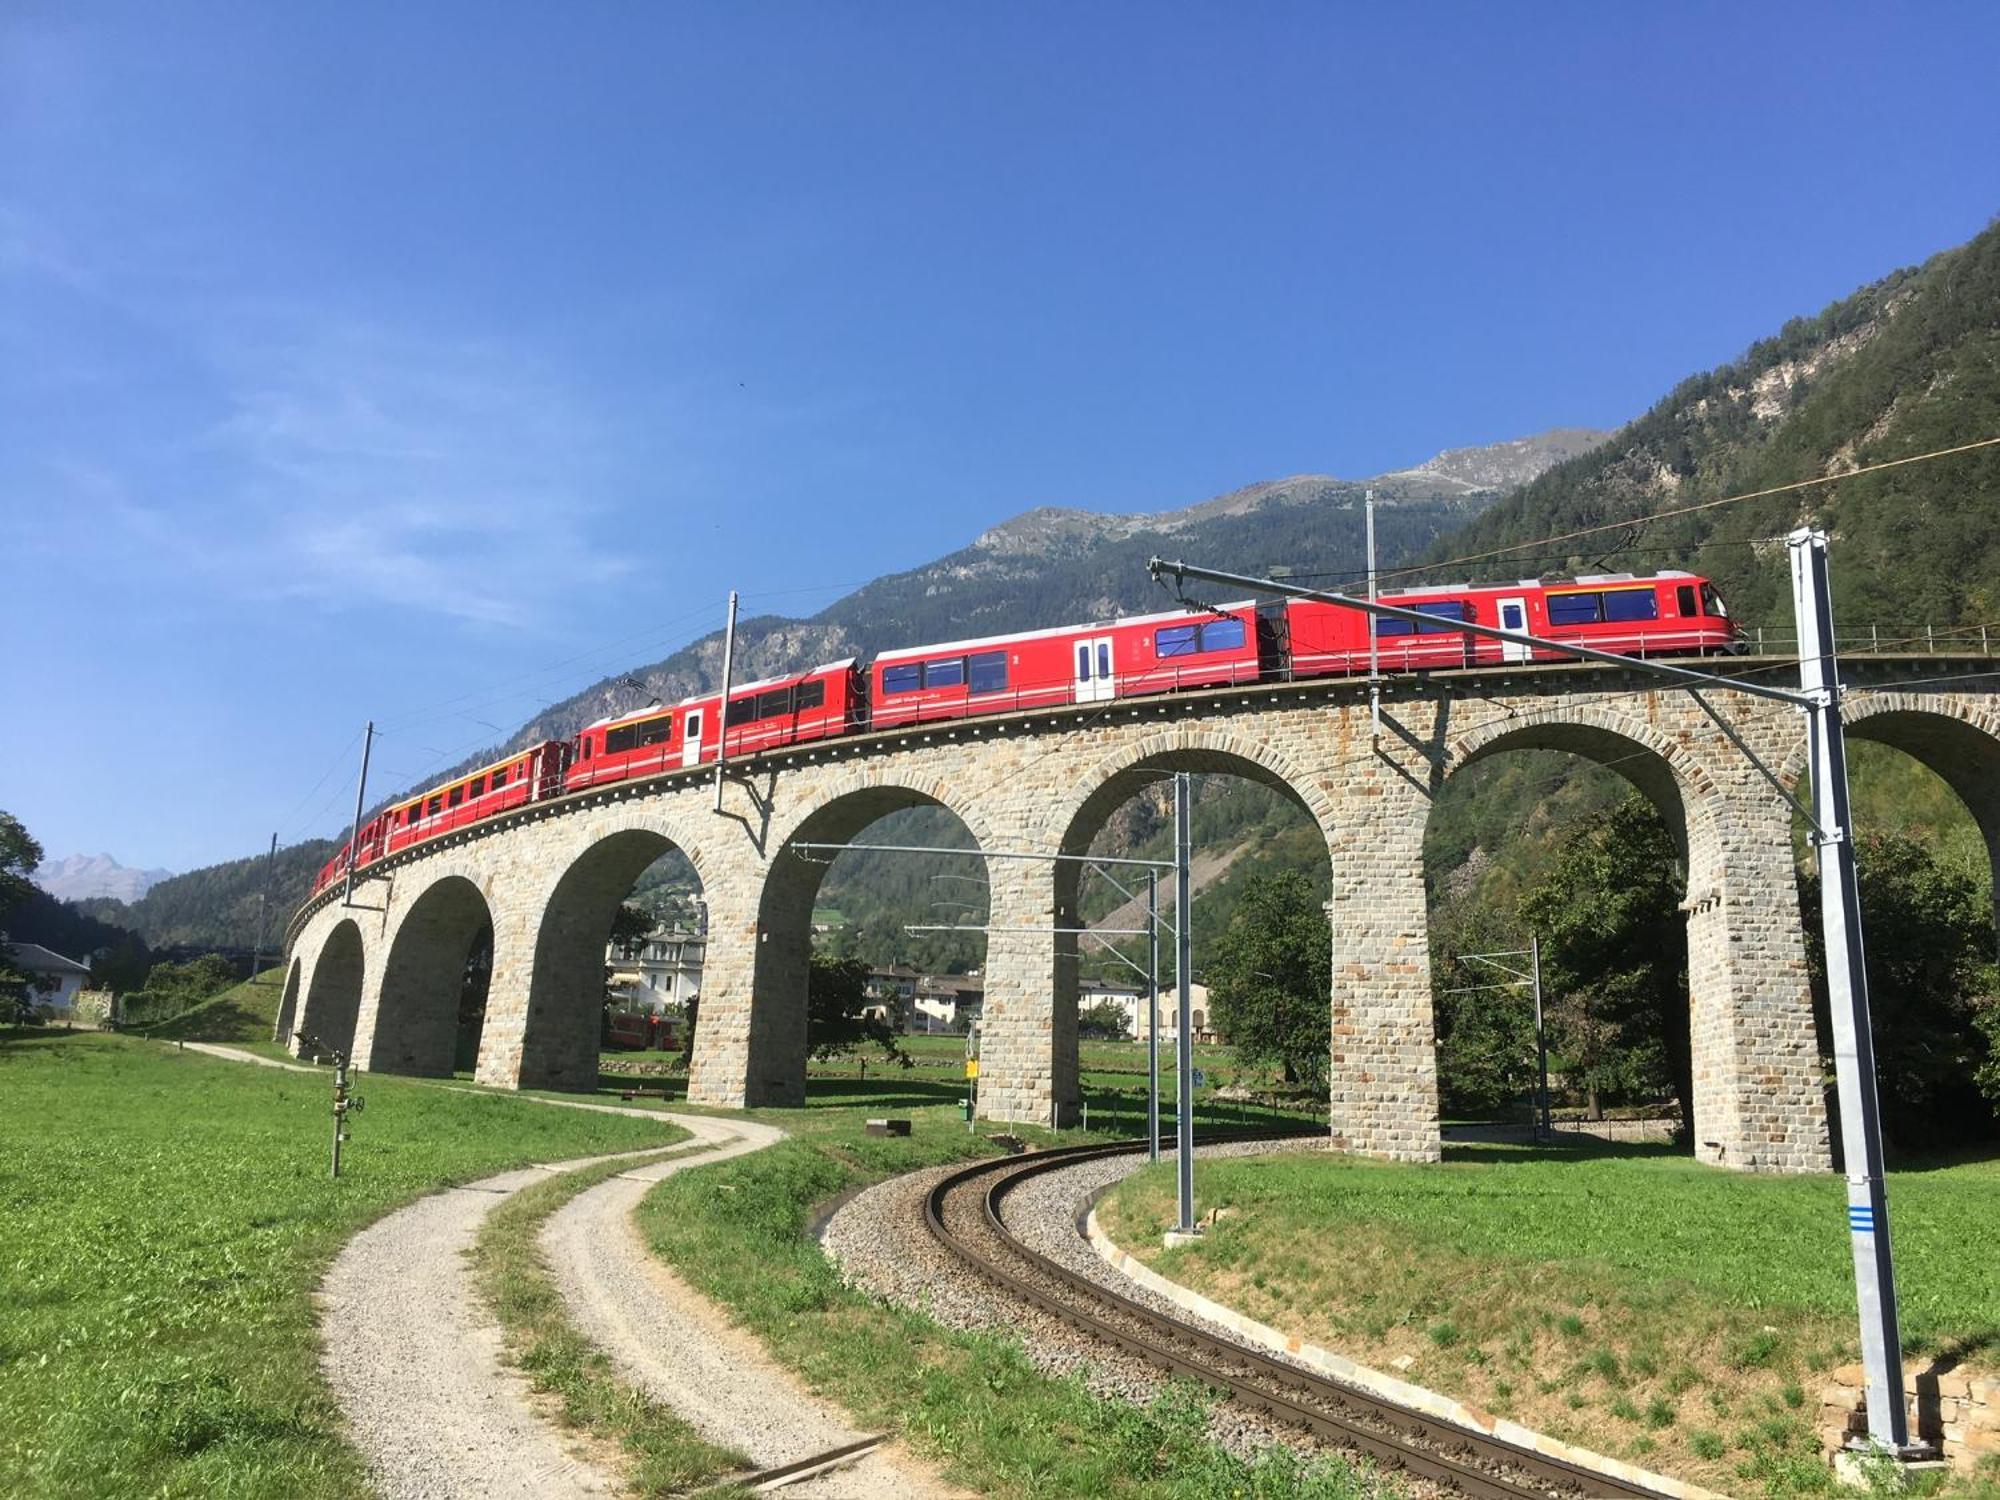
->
[278,654,2000,1175]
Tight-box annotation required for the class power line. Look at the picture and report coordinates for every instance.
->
[1381,434,2000,584]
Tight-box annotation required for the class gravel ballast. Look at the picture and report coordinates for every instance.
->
[816,1138,1408,1485]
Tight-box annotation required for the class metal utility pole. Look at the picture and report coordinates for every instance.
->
[1147,871,1161,1162]
[1149,542,1925,1463]
[1530,934,1550,1142]
[1790,528,1915,1457]
[1365,488,1381,743]
[1174,771,1196,1234]
[714,590,739,812]
[251,832,278,976]
[342,724,374,908]
[1445,943,1550,1141]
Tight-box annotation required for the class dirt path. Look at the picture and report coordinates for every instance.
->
[178,1040,316,1071]
[183,1040,960,1496]
[542,1130,965,1498]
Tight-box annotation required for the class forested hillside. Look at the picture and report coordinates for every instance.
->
[1432,217,2000,633]
[77,839,336,950]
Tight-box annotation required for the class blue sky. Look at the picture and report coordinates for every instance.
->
[5,3,1999,874]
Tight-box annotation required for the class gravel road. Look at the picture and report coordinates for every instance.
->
[542,1116,964,1499]
[319,1151,642,1499]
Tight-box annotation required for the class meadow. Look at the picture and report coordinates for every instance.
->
[0,1031,680,1499]
[1104,1144,2000,1497]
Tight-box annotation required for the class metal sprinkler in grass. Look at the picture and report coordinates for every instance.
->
[300,1032,364,1178]
[330,1051,364,1178]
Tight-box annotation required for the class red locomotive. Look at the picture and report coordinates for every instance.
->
[311,570,1735,895]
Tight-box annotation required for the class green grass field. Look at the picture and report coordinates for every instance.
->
[1104,1143,2000,1497]
[0,1032,683,1499]
[599,1031,1313,1135]
[137,967,285,1044]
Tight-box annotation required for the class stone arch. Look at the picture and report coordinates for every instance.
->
[1443,703,1730,868]
[723,769,999,1108]
[274,957,303,1045]
[297,919,365,1059]
[367,874,493,1077]
[1781,698,2000,948]
[1034,728,1336,1128]
[1438,702,1826,1169]
[513,814,715,1093]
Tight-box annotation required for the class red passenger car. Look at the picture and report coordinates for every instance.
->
[566,661,862,793]
[869,602,1272,728]
[1284,571,1736,677]
[309,743,567,895]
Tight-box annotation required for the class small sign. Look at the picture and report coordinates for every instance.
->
[1191,1067,1206,1090]
[965,1058,980,1079]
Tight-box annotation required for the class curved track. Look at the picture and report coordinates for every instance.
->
[926,1138,1667,1500]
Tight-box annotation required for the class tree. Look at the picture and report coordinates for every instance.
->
[0,811,45,1024]
[1976,1002,2000,1114]
[1802,833,1999,1148]
[807,954,910,1064]
[1079,999,1131,1040]
[609,903,653,959]
[0,810,42,921]
[1205,871,1330,1090]
[1519,795,1688,1124]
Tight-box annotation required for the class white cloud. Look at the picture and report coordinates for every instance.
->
[196,320,638,628]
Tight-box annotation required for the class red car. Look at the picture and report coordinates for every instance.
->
[1284,571,1736,677]
[567,660,862,792]
[869,602,1273,728]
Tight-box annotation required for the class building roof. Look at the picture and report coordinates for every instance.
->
[5,942,89,977]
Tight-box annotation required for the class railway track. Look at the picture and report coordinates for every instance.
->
[924,1137,1669,1500]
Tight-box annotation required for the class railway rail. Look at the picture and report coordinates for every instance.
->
[925,1137,1670,1500]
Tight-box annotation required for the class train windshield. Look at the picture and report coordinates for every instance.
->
[1701,583,1728,618]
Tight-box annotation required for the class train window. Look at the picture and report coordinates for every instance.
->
[581,739,592,760]
[492,766,509,789]
[923,657,965,689]
[428,795,443,816]
[883,663,921,695]
[1156,624,1198,657]
[1076,643,1092,679]
[1376,615,1413,637]
[1547,592,1602,626]
[448,786,463,808]
[1702,583,1728,618]
[797,679,826,710]
[1676,585,1697,616]
[756,687,793,719]
[469,775,486,797]
[606,723,638,754]
[1603,590,1658,622]
[968,650,1008,693]
[1200,618,1247,651]
[637,715,672,747]
[1414,601,1471,634]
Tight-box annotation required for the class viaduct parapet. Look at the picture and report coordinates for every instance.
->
[279,655,2000,1174]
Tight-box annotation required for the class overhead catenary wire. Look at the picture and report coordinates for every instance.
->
[1374,433,2000,585]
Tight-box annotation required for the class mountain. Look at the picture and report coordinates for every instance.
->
[33,853,173,904]
[1430,218,2000,633]
[78,840,338,951]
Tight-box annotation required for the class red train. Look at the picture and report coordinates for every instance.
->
[312,571,1736,894]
